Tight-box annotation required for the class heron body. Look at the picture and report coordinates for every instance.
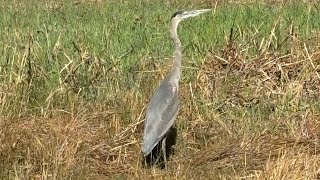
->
[142,9,211,168]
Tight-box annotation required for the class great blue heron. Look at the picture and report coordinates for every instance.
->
[142,9,211,168]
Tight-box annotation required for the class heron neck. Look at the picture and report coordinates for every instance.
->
[170,19,182,80]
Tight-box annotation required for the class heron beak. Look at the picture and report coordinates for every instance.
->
[195,9,212,14]
[181,9,211,19]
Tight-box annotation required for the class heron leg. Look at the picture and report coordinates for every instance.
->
[162,137,167,169]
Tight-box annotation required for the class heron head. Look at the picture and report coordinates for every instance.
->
[171,9,211,21]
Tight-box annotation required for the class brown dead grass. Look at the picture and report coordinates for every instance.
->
[1,116,319,179]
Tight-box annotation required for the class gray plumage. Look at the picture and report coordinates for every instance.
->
[142,9,211,167]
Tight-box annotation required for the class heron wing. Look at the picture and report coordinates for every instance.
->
[142,80,179,155]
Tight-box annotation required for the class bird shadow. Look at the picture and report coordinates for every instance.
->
[142,126,177,169]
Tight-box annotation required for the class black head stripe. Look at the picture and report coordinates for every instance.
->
[171,10,184,19]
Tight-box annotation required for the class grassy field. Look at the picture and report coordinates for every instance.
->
[1,0,320,179]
